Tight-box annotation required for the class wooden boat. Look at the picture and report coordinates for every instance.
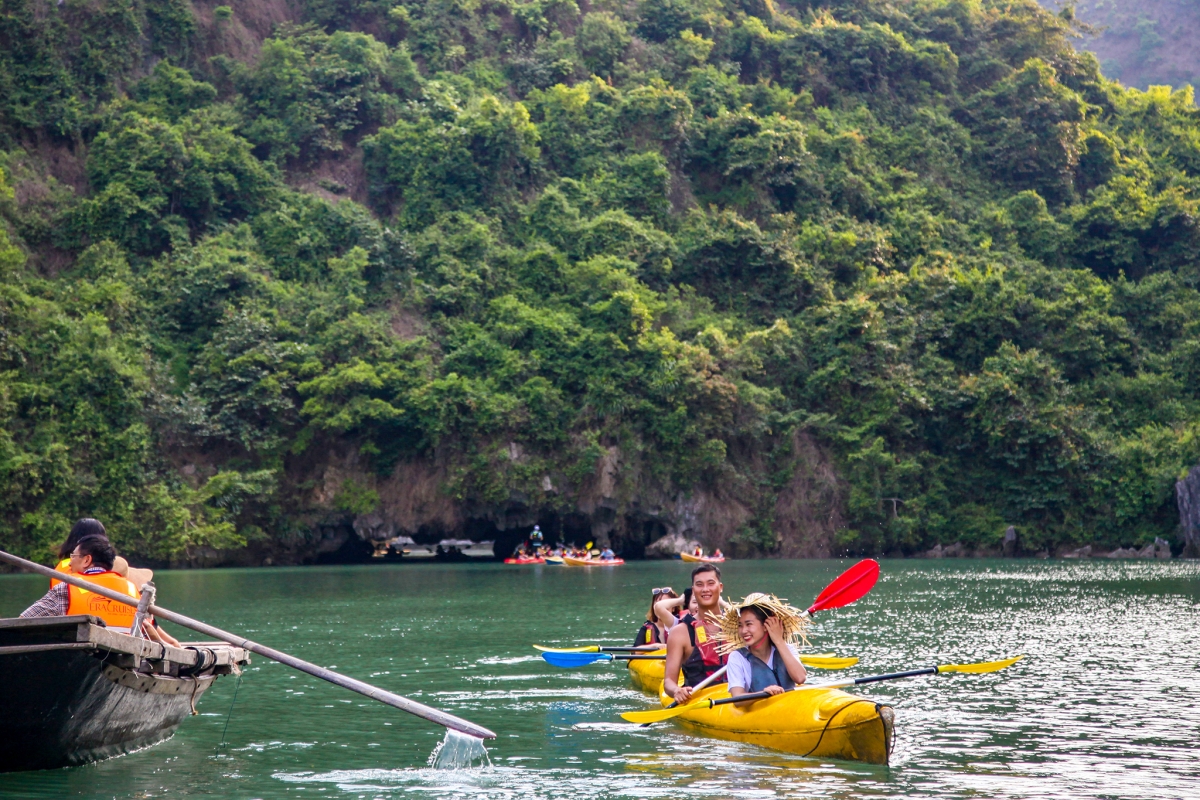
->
[562,556,625,566]
[657,682,894,764]
[543,556,565,565]
[0,615,250,772]
[680,552,725,563]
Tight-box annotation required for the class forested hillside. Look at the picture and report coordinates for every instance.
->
[1039,0,1200,90]
[2,0,1199,564]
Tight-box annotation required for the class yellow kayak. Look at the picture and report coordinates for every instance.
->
[627,652,667,693]
[656,683,894,764]
[679,552,725,563]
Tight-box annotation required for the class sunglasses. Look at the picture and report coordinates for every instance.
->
[651,587,674,596]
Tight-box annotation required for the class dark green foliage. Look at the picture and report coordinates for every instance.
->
[1,0,1200,565]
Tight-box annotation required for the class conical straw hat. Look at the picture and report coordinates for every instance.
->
[709,592,810,656]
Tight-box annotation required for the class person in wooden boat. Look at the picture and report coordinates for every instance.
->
[715,593,808,697]
[51,518,154,591]
[634,587,678,646]
[22,536,180,645]
[663,564,727,704]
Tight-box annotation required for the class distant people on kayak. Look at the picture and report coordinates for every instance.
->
[599,546,616,561]
[713,548,723,559]
[693,545,704,557]
[634,587,679,646]
[529,525,544,553]
[663,564,727,704]
[714,593,808,697]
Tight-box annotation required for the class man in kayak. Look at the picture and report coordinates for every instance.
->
[599,545,616,561]
[663,564,727,704]
[715,593,807,696]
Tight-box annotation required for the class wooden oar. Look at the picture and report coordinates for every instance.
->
[541,650,857,670]
[621,656,1025,724]
[0,549,496,740]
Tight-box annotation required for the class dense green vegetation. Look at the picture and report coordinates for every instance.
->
[1,0,1199,562]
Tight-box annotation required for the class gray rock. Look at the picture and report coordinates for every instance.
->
[645,531,701,559]
[1107,547,1138,559]
[1176,465,1200,557]
[1002,526,1019,557]
[1063,545,1092,559]
[1155,536,1172,558]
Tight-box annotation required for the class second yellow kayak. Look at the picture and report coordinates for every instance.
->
[627,653,667,693]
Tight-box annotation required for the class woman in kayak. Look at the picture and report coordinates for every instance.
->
[633,587,678,646]
[715,593,808,697]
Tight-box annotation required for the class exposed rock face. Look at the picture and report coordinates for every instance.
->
[925,542,965,558]
[1106,538,1172,559]
[1063,545,1093,559]
[644,532,702,559]
[1176,465,1200,557]
[1002,526,1019,557]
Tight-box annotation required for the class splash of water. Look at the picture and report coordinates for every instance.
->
[426,729,492,770]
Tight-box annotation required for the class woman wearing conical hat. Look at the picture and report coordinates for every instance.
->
[714,593,808,697]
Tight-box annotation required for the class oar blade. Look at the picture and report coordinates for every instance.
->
[937,655,1024,674]
[800,655,859,670]
[620,702,700,724]
[808,559,880,614]
[540,651,612,668]
[533,645,600,653]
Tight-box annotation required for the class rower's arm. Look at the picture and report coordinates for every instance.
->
[662,624,690,700]
[653,596,683,629]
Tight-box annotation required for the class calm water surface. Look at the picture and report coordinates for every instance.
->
[1,559,1198,799]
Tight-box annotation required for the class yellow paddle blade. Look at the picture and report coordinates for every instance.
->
[800,655,859,670]
[533,645,600,653]
[937,655,1024,674]
[620,699,708,724]
[798,652,834,659]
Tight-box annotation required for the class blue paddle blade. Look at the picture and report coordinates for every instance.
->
[541,651,615,668]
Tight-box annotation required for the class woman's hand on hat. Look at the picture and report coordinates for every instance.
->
[764,615,786,646]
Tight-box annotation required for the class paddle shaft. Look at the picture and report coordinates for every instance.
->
[638,663,729,726]
[709,666,945,708]
[0,549,497,740]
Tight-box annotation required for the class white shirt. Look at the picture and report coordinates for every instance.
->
[726,645,797,691]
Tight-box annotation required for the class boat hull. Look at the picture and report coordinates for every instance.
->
[657,684,894,764]
[626,651,667,693]
[503,557,544,564]
[679,553,725,563]
[0,616,248,772]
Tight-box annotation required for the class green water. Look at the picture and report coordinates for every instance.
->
[1,559,1198,799]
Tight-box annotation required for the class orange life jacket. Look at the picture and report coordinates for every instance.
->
[65,571,140,632]
[50,558,71,588]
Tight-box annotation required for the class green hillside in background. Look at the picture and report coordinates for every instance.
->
[1039,0,1200,90]
[1,0,1199,564]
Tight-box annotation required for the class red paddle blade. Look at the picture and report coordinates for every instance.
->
[807,559,880,615]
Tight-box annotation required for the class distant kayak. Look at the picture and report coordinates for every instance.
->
[680,553,725,563]
[503,556,544,565]
[562,556,625,566]
[543,556,564,565]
